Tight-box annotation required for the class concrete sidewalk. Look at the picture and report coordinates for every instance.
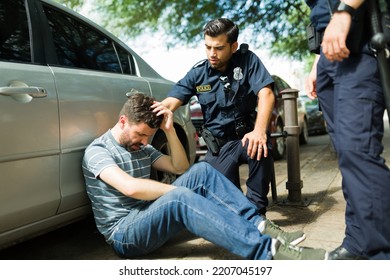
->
[142,120,390,260]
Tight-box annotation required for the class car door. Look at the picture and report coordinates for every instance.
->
[0,0,60,241]
[40,1,153,213]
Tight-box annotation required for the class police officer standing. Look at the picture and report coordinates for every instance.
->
[162,18,275,217]
[305,0,390,259]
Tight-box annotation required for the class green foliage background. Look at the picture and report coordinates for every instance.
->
[56,0,314,64]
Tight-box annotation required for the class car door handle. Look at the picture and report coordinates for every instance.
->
[0,81,48,103]
[0,86,47,97]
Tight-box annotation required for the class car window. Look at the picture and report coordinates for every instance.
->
[43,4,133,74]
[114,43,135,75]
[0,0,31,63]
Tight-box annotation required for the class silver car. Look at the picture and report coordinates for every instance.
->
[0,0,196,249]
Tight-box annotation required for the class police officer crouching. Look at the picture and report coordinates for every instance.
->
[162,18,275,216]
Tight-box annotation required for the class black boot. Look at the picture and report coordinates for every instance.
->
[328,246,367,260]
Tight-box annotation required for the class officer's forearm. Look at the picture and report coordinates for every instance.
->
[162,97,183,112]
[254,86,275,133]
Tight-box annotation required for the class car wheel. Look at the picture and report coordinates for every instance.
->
[299,118,309,145]
[150,131,178,184]
[272,120,286,160]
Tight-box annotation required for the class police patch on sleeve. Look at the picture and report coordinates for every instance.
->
[196,85,211,92]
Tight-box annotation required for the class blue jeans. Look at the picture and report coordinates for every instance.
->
[110,162,273,259]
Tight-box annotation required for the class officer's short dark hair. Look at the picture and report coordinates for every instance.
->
[203,18,239,44]
[120,92,163,129]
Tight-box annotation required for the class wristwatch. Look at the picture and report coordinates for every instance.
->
[333,2,356,16]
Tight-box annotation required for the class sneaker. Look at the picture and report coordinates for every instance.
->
[260,219,306,245]
[273,238,328,260]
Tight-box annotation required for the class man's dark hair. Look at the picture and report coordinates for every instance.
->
[120,92,163,128]
[203,18,239,44]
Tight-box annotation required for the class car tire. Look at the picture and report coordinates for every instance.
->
[150,131,178,184]
[272,120,286,160]
[299,118,309,145]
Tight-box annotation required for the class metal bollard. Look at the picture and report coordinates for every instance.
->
[281,88,308,205]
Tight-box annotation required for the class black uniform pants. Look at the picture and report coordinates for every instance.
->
[204,139,273,215]
[317,48,390,259]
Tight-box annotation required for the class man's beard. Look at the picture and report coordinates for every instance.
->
[125,143,142,152]
[119,134,142,151]
[209,60,222,70]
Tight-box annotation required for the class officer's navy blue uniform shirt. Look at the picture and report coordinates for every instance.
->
[307,0,390,32]
[168,49,274,138]
[306,0,338,32]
